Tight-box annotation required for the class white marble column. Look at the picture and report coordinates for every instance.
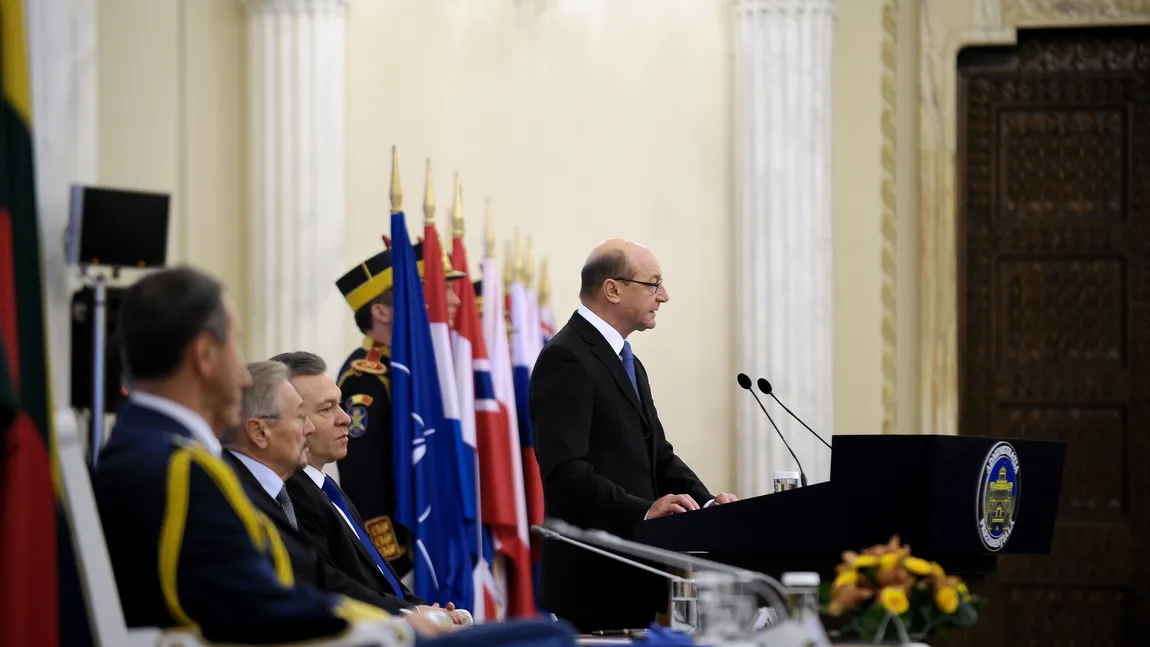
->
[26,0,98,408]
[242,0,347,368]
[733,0,836,496]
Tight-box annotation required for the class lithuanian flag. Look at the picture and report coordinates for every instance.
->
[0,1,66,644]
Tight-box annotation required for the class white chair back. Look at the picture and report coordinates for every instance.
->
[55,407,163,647]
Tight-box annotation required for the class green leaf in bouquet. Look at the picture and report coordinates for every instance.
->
[953,600,979,628]
[908,583,933,612]
[857,605,887,640]
[912,603,936,638]
[901,606,919,635]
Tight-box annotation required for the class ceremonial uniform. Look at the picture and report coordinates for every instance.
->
[94,395,389,644]
[334,243,464,580]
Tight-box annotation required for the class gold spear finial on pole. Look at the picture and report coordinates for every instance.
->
[503,241,513,291]
[539,257,550,305]
[451,174,464,237]
[390,146,403,214]
[524,235,535,289]
[484,199,495,260]
[513,228,524,283]
[422,158,435,224]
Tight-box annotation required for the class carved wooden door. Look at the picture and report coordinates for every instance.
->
[956,28,1150,647]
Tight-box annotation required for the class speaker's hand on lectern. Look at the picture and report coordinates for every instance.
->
[647,494,700,519]
[712,492,739,505]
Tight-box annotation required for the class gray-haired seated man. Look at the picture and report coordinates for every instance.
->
[221,360,421,616]
[269,351,468,624]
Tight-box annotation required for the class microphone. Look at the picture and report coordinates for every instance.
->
[756,378,832,450]
[737,373,807,487]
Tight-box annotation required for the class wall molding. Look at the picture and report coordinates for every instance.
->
[881,0,898,434]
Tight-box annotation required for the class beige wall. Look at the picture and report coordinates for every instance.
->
[96,0,904,494]
[97,0,245,302]
[831,0,887,437]
[345,0,735,491]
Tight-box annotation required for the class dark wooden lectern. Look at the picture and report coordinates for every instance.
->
[633,435,1066,583]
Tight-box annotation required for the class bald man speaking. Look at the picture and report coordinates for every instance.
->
[529,239,737,632]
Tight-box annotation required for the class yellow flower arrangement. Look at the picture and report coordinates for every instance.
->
[879,587,909,615]
[819,535,982,642]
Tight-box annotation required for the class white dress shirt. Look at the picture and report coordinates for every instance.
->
[227,450,286,500]
[129,391,221,457]
[577,304,625,355]
[574,303,715,514]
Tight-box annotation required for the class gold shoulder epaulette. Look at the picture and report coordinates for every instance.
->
[351,343,389,376]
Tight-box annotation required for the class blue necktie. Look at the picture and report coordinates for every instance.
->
[620,341,639,395]
[321,476,405,597]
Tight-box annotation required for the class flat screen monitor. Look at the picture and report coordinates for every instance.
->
[66,185,170,268]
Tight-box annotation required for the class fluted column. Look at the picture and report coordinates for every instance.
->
[733,0,836,496]
[242,0,347,368]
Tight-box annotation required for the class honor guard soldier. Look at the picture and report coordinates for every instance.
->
[334,242,464,581]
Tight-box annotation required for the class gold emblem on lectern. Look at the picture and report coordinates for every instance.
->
[977,442,1020,552]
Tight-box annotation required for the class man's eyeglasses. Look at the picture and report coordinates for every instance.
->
[612,277,663,293]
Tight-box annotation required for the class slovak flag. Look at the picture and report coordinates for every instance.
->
[389,212,472,608]
[453,229,535,619]
[481,256,536,612]
[509,279,546,566]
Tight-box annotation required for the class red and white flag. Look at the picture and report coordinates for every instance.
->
[460,236,535,618]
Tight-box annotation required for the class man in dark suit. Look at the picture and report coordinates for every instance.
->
[270,351,469,624]
[529,239,739,632]
[93,267,397,643]
[220,360,419,616]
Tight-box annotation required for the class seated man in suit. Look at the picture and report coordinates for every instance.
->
[270,350,468,624]
[93,267,412,644]
[221,360,428,617]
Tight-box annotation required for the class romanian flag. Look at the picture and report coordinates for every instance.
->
[0,2,76,644]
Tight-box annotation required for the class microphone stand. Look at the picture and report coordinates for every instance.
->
[81,264,118,468]
[535,520,819,646]
[738,376,807,487]
[534,525,700,635]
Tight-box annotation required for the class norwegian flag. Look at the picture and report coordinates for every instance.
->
[452,228,535,619]
[481,256,537,614]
